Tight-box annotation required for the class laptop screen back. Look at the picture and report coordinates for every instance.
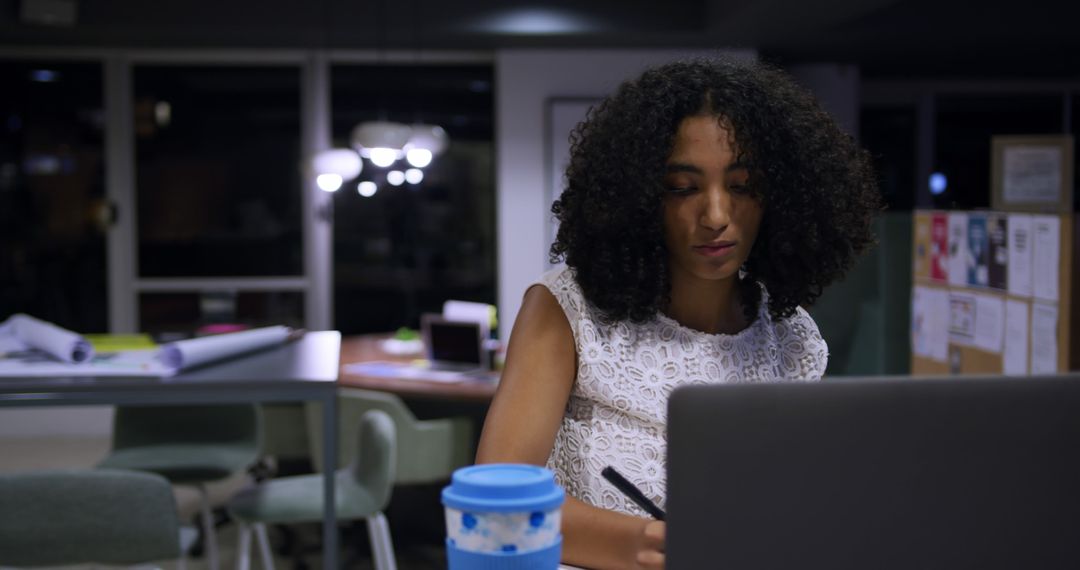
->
[666,375,1080,570]
[424,317,483,366]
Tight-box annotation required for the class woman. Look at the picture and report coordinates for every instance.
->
[476,58,881,569]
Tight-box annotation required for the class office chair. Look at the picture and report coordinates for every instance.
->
[227,409,398,570]
[97,404,262,570]
[0,469,196,567]
[305,387,474,484]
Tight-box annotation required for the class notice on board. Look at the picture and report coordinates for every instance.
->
[948,293,976,347]
[947,213,969,288]
[1007,214,1033,298]
[1031,216,1060,302]
[1003,145,1064,205]
[972,294,1004,354]
[912,286,949,362]
[1003,299,1029,376]
[1030,302,1058,374]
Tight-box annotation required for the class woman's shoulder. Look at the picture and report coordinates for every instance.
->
[755,284,829,379]
[532,265,590,332]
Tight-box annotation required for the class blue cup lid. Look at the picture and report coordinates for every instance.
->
[442,464,565,513]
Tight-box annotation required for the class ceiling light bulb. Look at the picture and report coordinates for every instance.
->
[316,173,343,192]
[406,148,433,168]
[357,181,377,197]
[369,148,398,167]
[350,121,413,154]
[387,170,405,186]
[405,124,449,157]
[929,172,947,195]
[405,168,424,184]
[310,148,362,180]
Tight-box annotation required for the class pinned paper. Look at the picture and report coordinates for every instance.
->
[930,214,948,282]
[972,294,1004,354]
[912,286,949,362]
[1030,302,1058,374]
[1003,145,1064,205]
[913,212,931,280]
[987,215,1008,291]
[947,213,969,287]
[1007,214,1033,298]
[1003,300,1029,376]
[948,293,976,347]
[967,215,989,288]
[1031,216,1060,302]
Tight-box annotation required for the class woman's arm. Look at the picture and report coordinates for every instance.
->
[476,286,665,569]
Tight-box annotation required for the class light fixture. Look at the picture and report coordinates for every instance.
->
[351,121,412,159]
[929,172,947,195]
[350,120,450,171]
[405,168,424,184]
[405,124,448,164]
[406,148,432,168]
[357,181,378,197]
[387,170,405,186]
[368,148,399,168]
[310,148,362,181]
[316,173,343,192]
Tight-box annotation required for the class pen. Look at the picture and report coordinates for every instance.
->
[601,465,666,521]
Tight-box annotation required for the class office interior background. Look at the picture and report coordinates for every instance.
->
[0,0,1078,563]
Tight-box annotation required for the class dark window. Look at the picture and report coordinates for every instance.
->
[139,291,304,336]
[861,106,917,211]
[934,94,1063,209]
[330,65,495,335]
[0,61,107,332]
[133,65,303,277]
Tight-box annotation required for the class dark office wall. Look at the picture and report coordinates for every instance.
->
[0,0,709,49]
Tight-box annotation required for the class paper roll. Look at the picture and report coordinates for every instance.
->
[159,326,291,371]
[8,314,94,364]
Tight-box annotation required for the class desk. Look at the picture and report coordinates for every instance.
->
[0,331,343,570]
[338,335,498,402]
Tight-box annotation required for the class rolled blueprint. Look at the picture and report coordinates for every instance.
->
[159,326,292,371]
[5,314,94,364]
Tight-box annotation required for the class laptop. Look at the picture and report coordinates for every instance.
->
[420,313,489,373]
[666,375,1080,569]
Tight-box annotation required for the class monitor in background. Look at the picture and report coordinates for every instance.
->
[421,313,488,372]
[666,375,1080,570]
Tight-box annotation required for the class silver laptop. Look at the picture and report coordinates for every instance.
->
[420,313,489,373]
[666,375,1080,569]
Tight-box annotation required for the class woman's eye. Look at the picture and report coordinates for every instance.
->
[667,186,696,195]
[729,184,749,194]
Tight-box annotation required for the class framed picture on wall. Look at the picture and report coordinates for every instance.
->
[545,97,600,267]
[991,135,1074,214]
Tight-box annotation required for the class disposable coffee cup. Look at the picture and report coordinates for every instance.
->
[442,464,565,569]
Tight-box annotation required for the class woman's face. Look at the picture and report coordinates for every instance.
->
[662,115,763,285]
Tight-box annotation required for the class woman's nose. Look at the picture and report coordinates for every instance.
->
[699,187,732,231]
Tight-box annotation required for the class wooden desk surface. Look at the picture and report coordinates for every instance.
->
[338,335,499,402]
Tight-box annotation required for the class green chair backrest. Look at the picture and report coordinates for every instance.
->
[350,409,397,512]
[0,469,181,567]
[306,388,473,484]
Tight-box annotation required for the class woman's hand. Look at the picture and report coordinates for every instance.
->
[635,520,666,569]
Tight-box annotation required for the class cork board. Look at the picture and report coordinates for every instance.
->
[911,212,1073,375]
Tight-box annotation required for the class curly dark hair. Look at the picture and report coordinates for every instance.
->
[549,57,882,325]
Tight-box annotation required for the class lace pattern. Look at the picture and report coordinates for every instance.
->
[536,265,827,517]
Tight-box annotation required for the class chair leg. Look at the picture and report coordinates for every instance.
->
[365,512,397,570]
[236,524,252,570]
[254,523,275,570]
[198,484,220,570]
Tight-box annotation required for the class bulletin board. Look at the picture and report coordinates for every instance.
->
[910,210,1075,375]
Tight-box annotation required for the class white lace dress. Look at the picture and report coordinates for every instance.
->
[536,265,828,517]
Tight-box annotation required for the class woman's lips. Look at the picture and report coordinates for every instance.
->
[692,242,736,257]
